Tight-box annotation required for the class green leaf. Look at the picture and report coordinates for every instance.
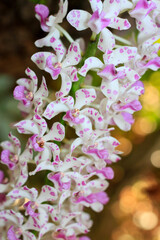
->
[30,0,47,4]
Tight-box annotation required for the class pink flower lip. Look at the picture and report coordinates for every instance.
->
[0,193,6,204]
[1,150,18,170]
[13,85,33,107]
[75,191,109,205]
[46,56,62,79]
[35,4,50,32]
[64,109,84,125]
[86,145,109,160]
[30,134,45,152]
[24,201,40,218]
[88,10,111,34]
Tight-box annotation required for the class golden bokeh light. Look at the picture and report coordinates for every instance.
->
[119,187,137,213]
[141,84,160,111]
[132,118,157,136]
[133,211,158,230]
[151,150,160,168]
[116,137,133,156]
[117,234,135,240]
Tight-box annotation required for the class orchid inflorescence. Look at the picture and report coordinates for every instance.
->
[0,0,160,239]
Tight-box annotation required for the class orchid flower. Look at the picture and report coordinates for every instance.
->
[31,41,81,98]
[67,0,132,52]
[13,68,48,116]
[15,114,65,164]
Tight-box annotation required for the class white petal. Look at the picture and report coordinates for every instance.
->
[15,120,39,135]
[55,0,68,23]
[98,28,115,52]
[74,88,96,109]
[103,47,137,66]
[75,115,93,138]
[15,162,28,187]
[103,0,133,16]
[8,186,38,201]
[109,17,131,30]
[35,31,66,63]
[7,132,21,155]
[100,78,119,103]
[31,52,57,71]
[44,122,65,142]
[35,77,48,100]
[16,78,34,92]
[0,140,14,152]
[47,142,60,162]
[25,68,38,93]
[29,162,56,176]
[67,10,91,31]
[81,108,104,129]
[38,223,55,240]
[91,202,104,212]
[35,148,52,164]
[62,42,81,68]
[58,190,71,209]
[43,96,74,120]
[89,0,103,13]
[33,114,48,136]
[0,210,23,225]
[70,138,82,153]
[23,231,36,240]
[37,185,57,203]
[55,73,72,99]
[79,57,103,77]
[137,16,158,44]
[113,113,131,131]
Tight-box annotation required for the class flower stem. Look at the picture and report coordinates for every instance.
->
[56,24,74,43]
[113,34,132,45]
[69,33,100,99]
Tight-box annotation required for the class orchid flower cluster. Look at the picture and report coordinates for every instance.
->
[0,0,160,239]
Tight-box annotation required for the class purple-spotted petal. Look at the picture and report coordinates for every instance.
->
[74,88,96,109]
[103,47,137,66]
[25,68,38,92]
[89,0,103,13]
[37,185,57,203]
[55,72,72,99]
[62,42,81,68]
[44,122,65,142]
[67,10,91,31]
[31,52,57,74]
[130,0,156,20]
[29,161,56,176]
[98,28,115,52]
[8,186,38,201]
[15,120,39,135]
[79,57,103,77]
[109,17,131,30]
[55,0,68,23]
[81,108,104,129]
[33,114,48,136]
[35,76,48,99]
[43,96,74,119]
